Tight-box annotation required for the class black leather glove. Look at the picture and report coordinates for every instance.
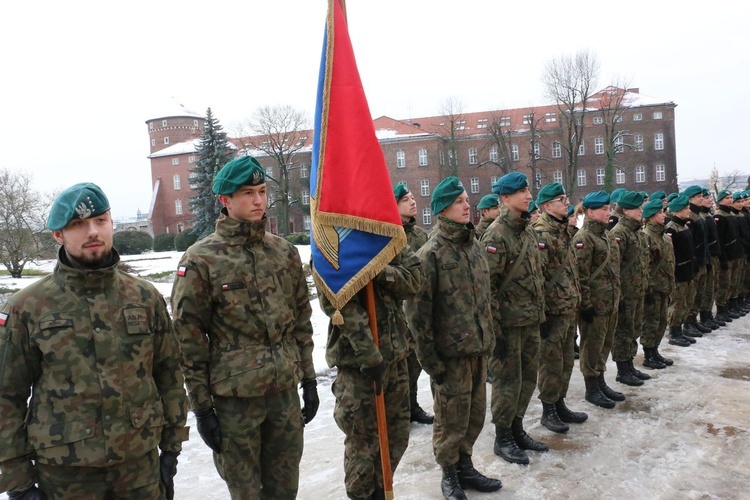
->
[580,307,596,323]
[194,407,222,454]
[301,379,320,424]
[493,335,507,360]
[159,451,179,500]
[539,321,551,339]
[7,486,44,500]
[432,371,445,385]
[361,360,385,395]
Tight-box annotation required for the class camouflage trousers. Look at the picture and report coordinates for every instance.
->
[669,281,691,327]
[333,359,410,499]
[431,355,487,467]
[578,308,617,378]
[537,312,576,404]
[212,386,304,500]
[689,265,707,317]
[716,260,737,307]
[700,256,719,311]
[407,349,425,409]
[490,324,540,427]
[35,448,161,499]
[612,297,644,362]
[641,291,670,348]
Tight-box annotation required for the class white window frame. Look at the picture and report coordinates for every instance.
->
[173,174,181,190]
[594,137,604,155]
[468,148,478,165]
[596,168,605,186]
[422,208,432,225]
[396,150,406,168]
[656,164,666,182]
[655,133,664,151]
[418,148,428,166]
[577,169,587,187]
[420,179,430,197]
[470,177,479,194]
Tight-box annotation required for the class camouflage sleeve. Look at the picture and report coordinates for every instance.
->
[290,247,316,381]
[0,308,38,492]
[371,245,425,300]
[151,295,189,453]
[574,234,594,310]
[480,234,507,338]
[319,293,383,369]
[170,254,213,412]
[405,249,446,377]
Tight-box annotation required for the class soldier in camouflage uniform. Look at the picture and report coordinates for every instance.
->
[714,190,744,323]
[480,172,547,466]
[407,177,501,500]
[641,199,676,368]
[0,183,188,499]
[475,194,500,239]
[393,182,433,425]
[171,157,318,500]
[532,183,586,434]
[666,194,697,347]
[573,191,624,409]
[610,191,651,387]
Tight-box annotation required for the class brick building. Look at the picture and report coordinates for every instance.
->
[145,87,678,234]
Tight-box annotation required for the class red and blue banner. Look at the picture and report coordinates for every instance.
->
[310,0,406,323]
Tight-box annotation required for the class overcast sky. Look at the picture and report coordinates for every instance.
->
[2,0,749,220]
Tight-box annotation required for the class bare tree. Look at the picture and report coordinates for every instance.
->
[238,105,309,236]
[0,169,56,277]
[542,49,600,197]
[437,96,464,178]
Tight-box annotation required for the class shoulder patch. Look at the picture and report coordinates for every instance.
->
[0,312,7,327]
[575,242,584,249]
[538,242,547,249]
[177,266,187,277]
[486,245,497,254]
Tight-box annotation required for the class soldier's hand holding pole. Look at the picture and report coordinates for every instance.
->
[159,451,179,500]
[194,407,222,454]
[301,379,320,424]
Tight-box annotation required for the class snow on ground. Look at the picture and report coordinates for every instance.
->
[3,246,750,499]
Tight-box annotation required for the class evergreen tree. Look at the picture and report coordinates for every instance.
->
[189,108,235,239]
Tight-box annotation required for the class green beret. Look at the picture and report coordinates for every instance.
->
[492,172,528,195]
[610,188,626,204]
[477,194,499,210]
[734,191,745,201]
[536,182,565,205]
[618,191,645,210]
[666,192,679,203]
[582,190,610,209]
[642,198,664,219]
[212,155,265,195]
[528,200,538,213]
[717,189,732,202]
[668,194,690,212]
[650,190,667,200]
[431,177,465,215]
[48,182,110,231]
[566,204,575,217]
[393,182,409,201]
[683,185,703,199]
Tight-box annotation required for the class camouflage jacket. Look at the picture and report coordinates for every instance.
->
[610,214,650,297]
[573,218,621,314]
[643,221,675,295]
[404,217,429,251]
[480,206,545,329]
[474,216,494,240]
[0,249,188,489]
[533,212,581,315]
[405,218,494,377]
[320,245,423,369]
[171,211,315,411]
[666,216,695,283]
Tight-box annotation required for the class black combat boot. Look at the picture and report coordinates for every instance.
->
[584,376,615,408]
[441,464,467,500]
[716,305,734,323]
[700,310,720,330]
[540,402,569,433]
[410,394,434,424]
[455,454,502,492]
[555,398,588,423]
[682,322,704,338]
[691,315,712,333]
[598,373,625,401]
[493,426,529,465]
[512,417,549,452]
[616,361,644,386]
[629,359,651,380]
[643,347,666,369]
[654,347,673,366]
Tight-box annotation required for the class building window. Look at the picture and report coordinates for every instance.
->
[614,136,624,153]
[656,164,666,182]
[151,139,156,146]
[172,158,179,165]
[470,177,479,194]
[418,149,428,166]
[189,156,196,163]
[616,168,626,184]
[173,174,181,190]
[635,134,644,152]
[532,143,540,158]
[468,148,478,165]
[304,215,311,231]
[175,199,183,215]
[578,141,585,156]
[265,166,274,178]
[420,179,430,197]
[594,137,604,155]
[653,111,663,120]
[490,176,498,186]
[596,168,605,186]
[552,141,562,158]
[302,189,310,205]
[489,146,499,162]
[636,166,646,183]
[511,144,519,161]
[164,137,170,145]
[396,150,406,168]
[553,170,563,184]
[162,120,168,127]
[300,165,308,178]
[577,169,587,187]
[654,133,664,151]
[633,113,642,121]
[593,116,603,125]
[422,208,432,225]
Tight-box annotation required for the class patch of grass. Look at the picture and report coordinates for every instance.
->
[0,269,50,276]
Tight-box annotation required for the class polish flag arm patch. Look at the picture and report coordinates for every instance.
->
[177,266,188,277]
